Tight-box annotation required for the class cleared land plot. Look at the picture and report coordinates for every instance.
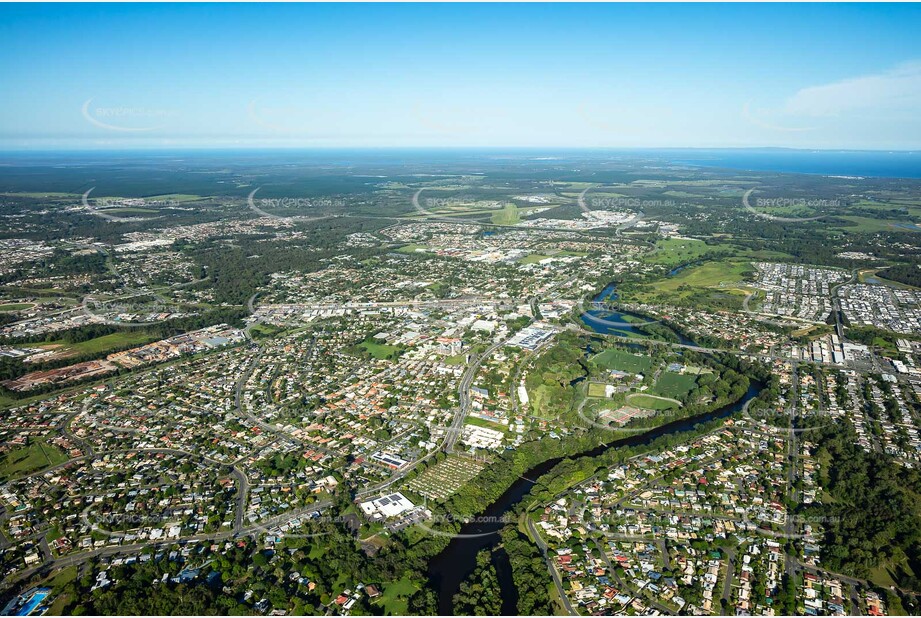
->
[643,238,715,266]
[44,566,78,615]
[406,455,486,501]
[396,243,428,254]
[26,331,162,364]
[465,415,507,431]
[359,340,405,360]
[632,260,753,304]
[593,349,654,374]
[98,207,158,215]
[518,254,551,265]
[147,194,204,202]
[491,203,521,225]
[59,331,160,356]
[652,372,697,398]
[0,440,69,481]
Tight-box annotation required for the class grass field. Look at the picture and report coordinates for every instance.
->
[593,349,654,374]
[661,260,751,290]
[0,440,69,481]
[631,260,754,304]
[643,238,715,266]
[465,415,507,431]
[375,577,420,615]
[652,372,697,398]
[518,253,550,264]
[45,566,78,615]
[99,207,158,215]
[248,323,283,339]
[359,340,405,360]
[491,203,520,225]
[70,331,160,355]
[147,194,203,202]
[0,286,74,297]
[859,269,921,290]
[528,383,556,417]
[39,331,161,359]
[0,303,34,312]
[396,243,428,254]
[834,216,921,233]
[748,203,822,218]
[45,565,77,587]
[868,564,899,589]
[626,393,679,410]
[587,382,610,398]
[733,247,795,260]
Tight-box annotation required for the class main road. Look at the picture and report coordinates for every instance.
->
[3,499,332,592]
[525,516,577,616]
[444,339,507,453]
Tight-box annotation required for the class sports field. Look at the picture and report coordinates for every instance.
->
[592,349,654,374]
[652,372,697,398]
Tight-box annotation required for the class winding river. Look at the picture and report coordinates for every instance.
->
[579,281,695,345]
[428,282,763,614]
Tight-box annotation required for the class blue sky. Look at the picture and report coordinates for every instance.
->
[1,3,919,150]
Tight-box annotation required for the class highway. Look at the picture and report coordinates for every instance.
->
[829,269,858,342]
[255,297,502,312]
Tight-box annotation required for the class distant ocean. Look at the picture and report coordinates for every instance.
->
[667,149,920,179]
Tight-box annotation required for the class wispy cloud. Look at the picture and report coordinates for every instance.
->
[741,100,816,133]
[783,61,921,117]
